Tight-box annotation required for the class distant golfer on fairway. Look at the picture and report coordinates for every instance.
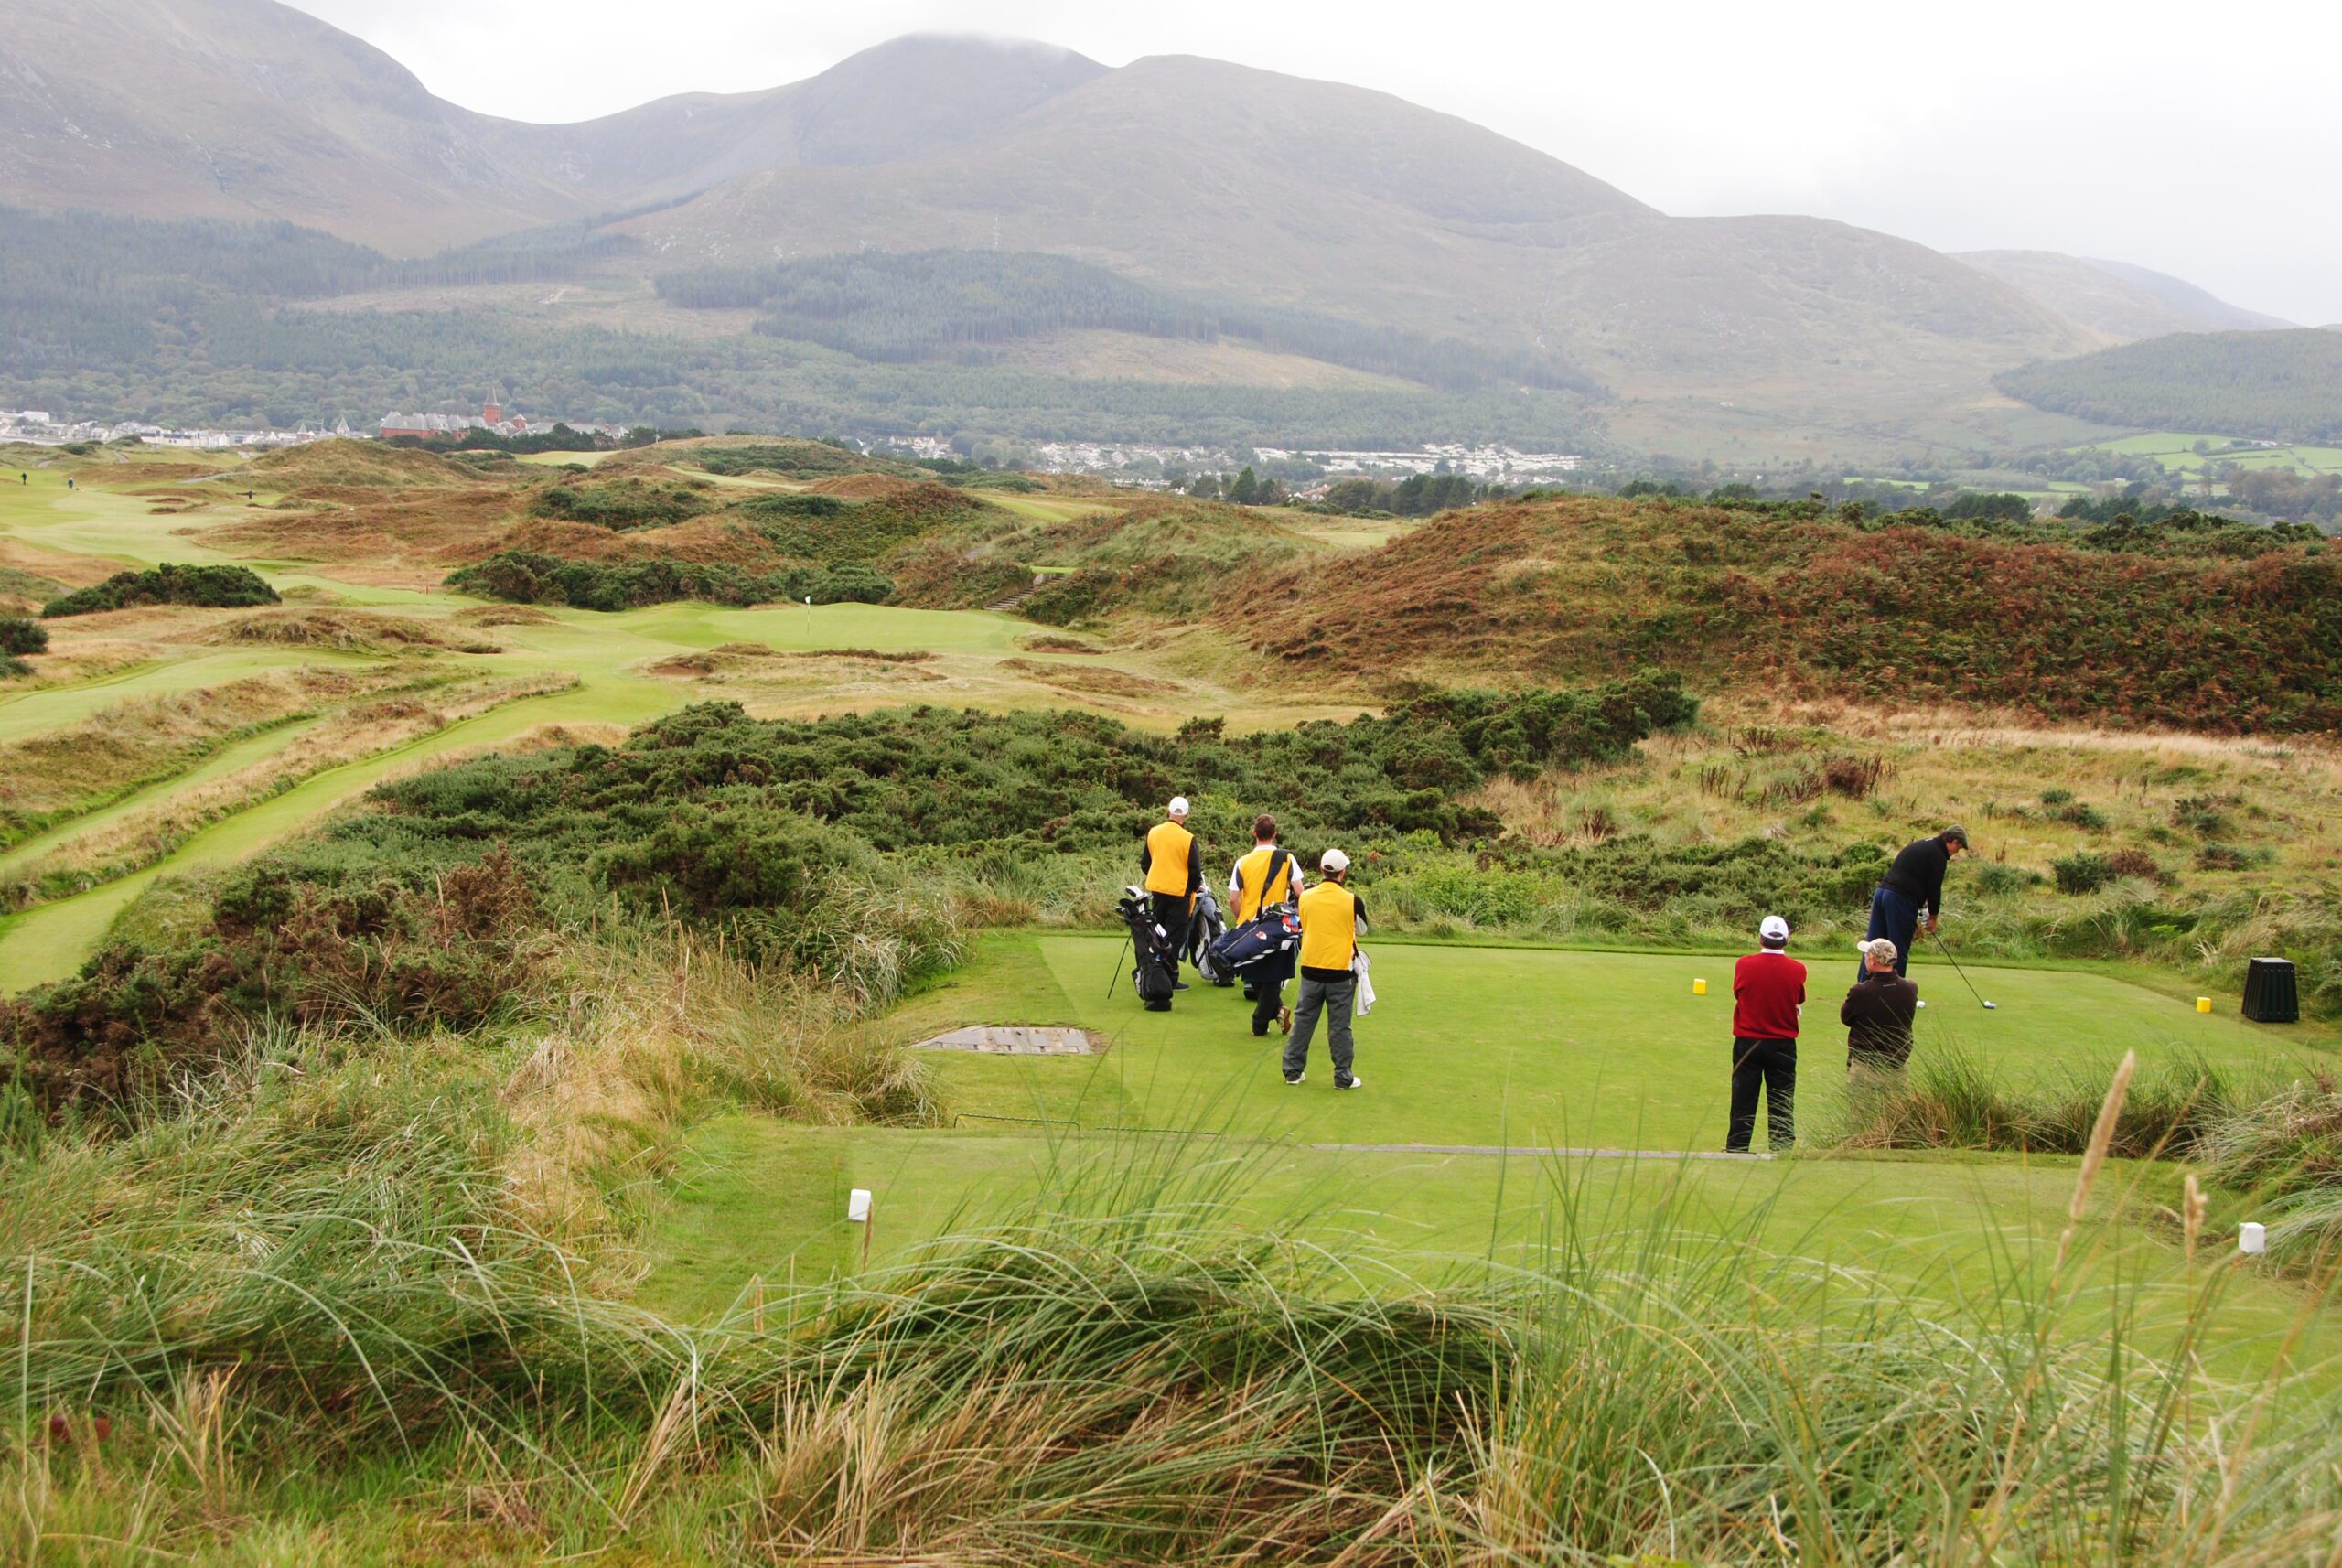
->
[1842,936,1918,1085]
[1861,826,1968,980]
[1728,915,1805,1153]
[1140,797,1206,995]
[1284,848,1367,1090]
[1230,813,1304,1036]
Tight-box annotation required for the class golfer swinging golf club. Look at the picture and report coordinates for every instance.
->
[1284,848,1367,1090]
[1860,826,1967,981]
[1140,797,1206,997]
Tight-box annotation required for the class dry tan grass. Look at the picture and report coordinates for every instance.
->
[0,666,424,823]
[3,673,575,894]
[498,928,933,1269]
[996,656,1182,698]
[207,608,500,654]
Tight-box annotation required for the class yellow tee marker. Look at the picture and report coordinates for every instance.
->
[1692,978,1708,995]
[2197,996,2213,1014]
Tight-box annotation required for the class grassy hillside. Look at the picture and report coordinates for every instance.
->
[1231,494,2342,732]
[2001,329,2342,442]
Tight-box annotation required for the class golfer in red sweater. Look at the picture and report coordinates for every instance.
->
[1728,914,1806,1153]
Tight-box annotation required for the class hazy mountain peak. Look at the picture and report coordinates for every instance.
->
[781,31,1107,167]
[1957,249,2287,341]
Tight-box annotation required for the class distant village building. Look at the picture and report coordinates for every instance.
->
[377,391,624,442]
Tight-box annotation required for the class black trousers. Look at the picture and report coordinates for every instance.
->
[1728,1036,1797,1152]
[1146,893,1189,980]
[1250,950,1294,1033]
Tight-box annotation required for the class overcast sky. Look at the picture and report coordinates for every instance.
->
[290,0,2342,324]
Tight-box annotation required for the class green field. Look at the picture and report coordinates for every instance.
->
[2075,430,2342,480]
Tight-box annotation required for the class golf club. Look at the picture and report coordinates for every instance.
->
[1931,927,1996,1010]
[1105,933,1131,999]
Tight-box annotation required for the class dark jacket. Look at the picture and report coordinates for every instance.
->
[1882,836,1952,916]
[1842,970,1918,1064]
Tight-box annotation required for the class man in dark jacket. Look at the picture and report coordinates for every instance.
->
[1861,826,1967,980]
[1842,937,1918,1083]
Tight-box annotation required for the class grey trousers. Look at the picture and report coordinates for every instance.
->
[1283,974,1356,1081]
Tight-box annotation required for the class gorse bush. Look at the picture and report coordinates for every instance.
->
[733,481,993,564]
[0,615,46,655]
[1,848,545,1109]
[41,563,280,617]
[446,549,891,609]
[530,477,712,529]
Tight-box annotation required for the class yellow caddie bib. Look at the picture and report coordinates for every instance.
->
[1144,820,1195,897]
[1297,881,1358,972]
[1233,845,1295,922]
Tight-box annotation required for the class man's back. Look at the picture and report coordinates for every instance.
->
[1732,950,1807,1040]
[1842,972,1918,1060]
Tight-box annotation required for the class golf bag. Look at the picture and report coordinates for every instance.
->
[1188,889,1235,985]
[1116,886,1179,1010]
[1207,906,1300,980]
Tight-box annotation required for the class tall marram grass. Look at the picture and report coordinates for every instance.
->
[1832,1045,2274,1158]
[2197,1071,2342,1272]
[12,1037,2342,1562]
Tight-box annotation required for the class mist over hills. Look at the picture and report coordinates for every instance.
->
[1958,251,2292,342]
[0,0,2307,456]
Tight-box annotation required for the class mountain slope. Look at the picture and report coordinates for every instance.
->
[0,3,2103,453]
[1998,329,2342,442]
[615,52,2095,409]
[0,5,1111,252]
[1958,251,2290,341]
[0,0,596,250]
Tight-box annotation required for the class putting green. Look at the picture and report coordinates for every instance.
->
[898,933,2333,1154]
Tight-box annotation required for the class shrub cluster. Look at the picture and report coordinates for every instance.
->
[530,478,712,530]
[1,848,542,1109]
[1249,497,2342,732]
[41,564,280,618]
[446,550,891,610]
[0,613,43,675]
[732,482,993,564]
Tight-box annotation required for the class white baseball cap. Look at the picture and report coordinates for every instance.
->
[1167,797,1189,817]
[1320,848,1350,874]
[1759,915,1790,942]
[1856,936,1898,965]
